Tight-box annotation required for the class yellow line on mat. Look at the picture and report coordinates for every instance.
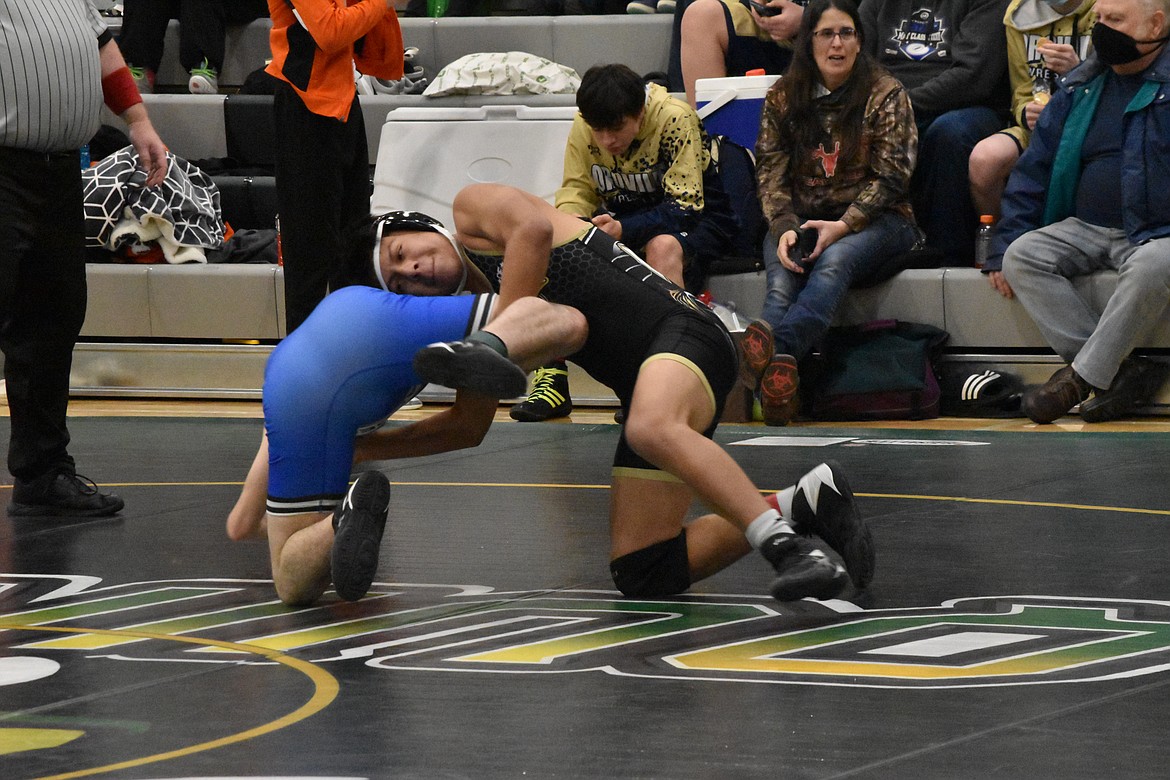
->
[3,481,1166,518]
[0,624,339,780]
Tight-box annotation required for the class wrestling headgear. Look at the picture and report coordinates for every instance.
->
[369,210,468,294]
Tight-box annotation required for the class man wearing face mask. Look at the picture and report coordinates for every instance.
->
[983,0,1170,424]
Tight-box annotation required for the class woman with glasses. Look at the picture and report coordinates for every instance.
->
[742,0,919,425]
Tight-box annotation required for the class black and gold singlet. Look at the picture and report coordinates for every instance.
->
[463,226,729,401]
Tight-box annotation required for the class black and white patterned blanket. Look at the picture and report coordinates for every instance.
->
[83,146,223,263]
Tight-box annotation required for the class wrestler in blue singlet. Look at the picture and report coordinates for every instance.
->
[264,286,494,516]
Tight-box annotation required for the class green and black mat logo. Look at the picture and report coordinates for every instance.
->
[5,575,1170,689]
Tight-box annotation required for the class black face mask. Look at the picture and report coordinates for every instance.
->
[1092,22,1170,66]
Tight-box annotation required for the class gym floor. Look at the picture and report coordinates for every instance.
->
[3,399,1170,779]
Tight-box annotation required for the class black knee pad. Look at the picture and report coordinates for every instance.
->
[610,530,690,598]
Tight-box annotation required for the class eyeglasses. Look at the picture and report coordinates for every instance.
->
[811,27,858,43]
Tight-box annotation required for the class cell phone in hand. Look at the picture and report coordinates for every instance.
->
[790,228,818,266]
[747,0,783,16]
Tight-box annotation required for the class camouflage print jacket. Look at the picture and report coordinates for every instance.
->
[755,70,917,238]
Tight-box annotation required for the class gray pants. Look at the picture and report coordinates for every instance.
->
[1001,216,1170,390]
[1003,217,1170,389]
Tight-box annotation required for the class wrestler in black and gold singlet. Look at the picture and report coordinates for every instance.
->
[464,226,738,449]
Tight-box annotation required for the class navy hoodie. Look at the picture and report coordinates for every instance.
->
[860,0,1011,120]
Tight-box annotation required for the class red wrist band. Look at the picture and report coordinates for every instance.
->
[102,66,143,116]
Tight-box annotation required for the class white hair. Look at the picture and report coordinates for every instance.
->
[1142,0,1170,19]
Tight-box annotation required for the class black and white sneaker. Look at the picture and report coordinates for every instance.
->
[331,471,391,602]
[789,461,874,588]
[413,340,529,399]
[760,533,849,602]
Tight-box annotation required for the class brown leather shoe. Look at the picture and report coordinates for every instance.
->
[1079,357,1167,423]
[1021,365,1092,424]
[737,320,775,392]
[760,354,800,426]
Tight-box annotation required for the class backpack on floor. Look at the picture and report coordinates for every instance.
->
[803,320,949,421]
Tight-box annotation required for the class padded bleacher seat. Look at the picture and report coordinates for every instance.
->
[149,264,282,339]
[840,268,946,330]
[943,268,1047,349]
[81,264,284,340]
[433,18,556,74]
[550,15,672,77]
[398,16,673,81]
[81,265,152,337]
[103,95,229,161]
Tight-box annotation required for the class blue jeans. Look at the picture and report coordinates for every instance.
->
[760,212,918,360]
[913,106,1004,266]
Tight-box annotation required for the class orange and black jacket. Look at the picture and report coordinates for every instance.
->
[266,0,403,121]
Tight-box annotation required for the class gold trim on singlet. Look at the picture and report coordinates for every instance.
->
[612,466,684,483]
[641,353,717,415]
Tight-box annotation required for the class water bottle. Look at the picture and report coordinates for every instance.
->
[974,214,994,269]
[79,143,91,170]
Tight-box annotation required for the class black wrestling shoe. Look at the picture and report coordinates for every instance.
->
[789,461,874,588]
[759,532,848,602]
[9,467,124,517]
[510,361,572,421]
[331,471,391,602]
[413,340,529,399]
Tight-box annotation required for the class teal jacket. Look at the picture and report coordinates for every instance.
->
[986,45,1170,272]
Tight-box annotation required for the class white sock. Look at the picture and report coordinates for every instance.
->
[745,508,793,549]
[773,486,795,520]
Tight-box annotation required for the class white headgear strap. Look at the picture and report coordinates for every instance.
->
[371,221,468,294]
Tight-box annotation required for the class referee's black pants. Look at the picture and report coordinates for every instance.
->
[273,81,371,333]
[0,147,88,481]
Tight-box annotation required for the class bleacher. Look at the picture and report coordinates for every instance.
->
[75,14,1170,412]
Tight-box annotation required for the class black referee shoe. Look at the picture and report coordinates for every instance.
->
[9,467,124,517]
[331,471,391,602]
